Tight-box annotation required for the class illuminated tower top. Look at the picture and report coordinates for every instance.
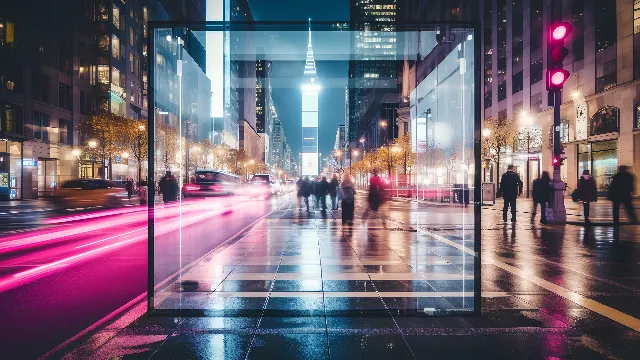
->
[304,18,317,78]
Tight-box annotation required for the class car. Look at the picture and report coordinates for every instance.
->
[248,174,278,197]
[52,179,127,207]
[182,170,240,197]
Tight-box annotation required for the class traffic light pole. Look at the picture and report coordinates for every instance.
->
[551,91,567,223]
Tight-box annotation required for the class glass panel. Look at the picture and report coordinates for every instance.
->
[152,24,477,316]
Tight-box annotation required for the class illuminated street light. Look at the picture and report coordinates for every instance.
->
[482,128,491,138]
[122,152,129,159]
[72,149,82,157]
[88,140,97,148]
[379,120,387,128]
[138,125,146,131]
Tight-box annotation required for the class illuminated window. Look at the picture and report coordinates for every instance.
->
[97,65,109,84]
[112,68,120,87]
[98,35,109,53]
[129,26,134,45]
[112,35,120,59]
[113,6,120,29]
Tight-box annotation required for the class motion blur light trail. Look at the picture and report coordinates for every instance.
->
[0,195,257,293]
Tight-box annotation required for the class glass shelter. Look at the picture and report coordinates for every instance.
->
[148,21,480,316]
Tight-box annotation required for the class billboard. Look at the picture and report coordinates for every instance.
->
[301,153,318,176]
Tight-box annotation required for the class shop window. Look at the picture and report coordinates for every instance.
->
[560,120,569,143]
[590,106,619,136]
[33,111,50,141]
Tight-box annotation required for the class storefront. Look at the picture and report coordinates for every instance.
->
[577,141,618,195]
[0,139,24,200]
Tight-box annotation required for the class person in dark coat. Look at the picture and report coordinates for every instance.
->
[302,177,311,212]
[577,169,598,224]
[499,165,523,223]
[531,171,551,223]
[125,179,134,200]
[340,174,356,225]
[159,171,178,203]
[329,175,339,210]
[318,176,330,212]
[608,165,638,225]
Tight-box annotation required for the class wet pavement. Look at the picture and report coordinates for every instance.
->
[53,195,640,359]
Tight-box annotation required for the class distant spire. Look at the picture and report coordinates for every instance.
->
[304,18,317,77]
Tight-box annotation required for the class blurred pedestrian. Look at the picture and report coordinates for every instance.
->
[608,165,638,225]
[340,174,356,225]
[159,171,178,203]
[138,180,148,205]
[531,171,551,223]
[318,176,329,212]
[125,178,134,200]
[499,165,523,223]
[296,178,304,209]
[329,174,339,210]
[363,169,386,228]
[302,177,311,212]
[577,169,598,224]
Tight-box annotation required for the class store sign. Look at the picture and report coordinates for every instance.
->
[575,102,587,140]
[16,159,37,167]
[528,156,539,160]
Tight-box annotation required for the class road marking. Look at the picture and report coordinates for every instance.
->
[417,227,640,333]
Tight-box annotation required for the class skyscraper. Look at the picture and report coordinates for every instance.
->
[301,20,320,176]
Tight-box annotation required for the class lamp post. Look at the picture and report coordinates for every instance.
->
[137,124,145,182]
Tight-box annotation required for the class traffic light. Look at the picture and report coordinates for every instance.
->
[546,22,572,91]
[552,156,561,167]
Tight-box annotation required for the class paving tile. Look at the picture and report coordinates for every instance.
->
[248,334,329,360]
[151,333,252,360]
[327,334,414,360]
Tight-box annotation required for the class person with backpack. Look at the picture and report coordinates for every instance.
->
[576,169,598,224]
[531,171,551,223]
[340,174,356,225]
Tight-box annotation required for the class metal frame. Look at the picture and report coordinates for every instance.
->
[147,20,482,317]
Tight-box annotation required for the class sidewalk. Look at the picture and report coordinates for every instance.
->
[49,198,640,359]
[391,196,640,225]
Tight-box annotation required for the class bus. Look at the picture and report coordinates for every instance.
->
[182,170,241,197]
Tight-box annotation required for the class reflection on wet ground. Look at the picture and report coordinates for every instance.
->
[59,196,640,359]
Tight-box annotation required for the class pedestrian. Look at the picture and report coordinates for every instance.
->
[340,174,356,225]
[125,178,134,200]
[608,165,638,225]
[329,174,339,210]
[576,169,598,224]
[318,176,329,212]
[499,164,523,223]
[296,178,304,209]
[138,180,148,205]
[302,177,311,212]
[364,169,386,228]
[159,171,178,203]
[531,171,551,223]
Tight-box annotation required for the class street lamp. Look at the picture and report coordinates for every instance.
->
[482,128,491,138]
[122,152,129,159]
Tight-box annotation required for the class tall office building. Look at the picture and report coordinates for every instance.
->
[301,20,320,176]
[348,0,400,147]
[256,58,273,165]
[481,0,640,195]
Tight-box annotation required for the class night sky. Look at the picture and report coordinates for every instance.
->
[248,0,349,161]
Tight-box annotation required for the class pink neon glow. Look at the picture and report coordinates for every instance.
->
[0,196,257,293]
[550,71,567,86]
[552,25,568,40]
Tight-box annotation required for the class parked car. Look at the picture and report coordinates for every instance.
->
[52,179,126,207]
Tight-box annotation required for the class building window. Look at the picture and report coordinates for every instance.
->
[113,6,121,29]
[634,0,640,79]
[98,34,109,54]
[498,80,507,101]
[530,0,543,53]
[635,102,640,129]
[595,3,617,90]
[530,92,542,114]
[97,65,109,84]
[112,35,120,59]
[572,0,585,62]
[32,111,50,141]
[59,83,73,111]
[96,1,109,21]
[3,104,22,135]
[530,59,543,85]
[129,26,134,46]
[130,52,134,73]
[59,119,73,145]
[112,68,121,88]
[590,106,620,136]
[560,120,570,143]
[512,71,523,94]
[0,19,16,47]
[32,73,50,103]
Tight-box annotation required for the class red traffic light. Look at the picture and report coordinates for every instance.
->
[550,69,569,86]
[549,22,572,42]
[552,156,560,166]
